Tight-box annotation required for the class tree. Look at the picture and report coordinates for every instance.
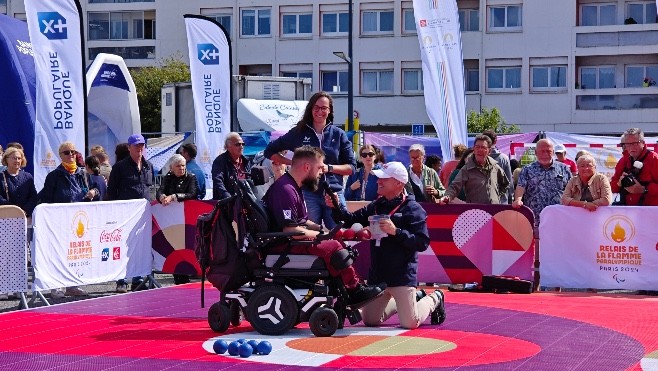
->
[131,55,191,133]
[467,107,520,134]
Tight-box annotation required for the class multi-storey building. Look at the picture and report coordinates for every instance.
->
[4,0,658,134]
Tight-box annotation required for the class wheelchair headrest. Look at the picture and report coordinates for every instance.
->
[237,179,271,234]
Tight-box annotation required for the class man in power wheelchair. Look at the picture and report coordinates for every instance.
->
[201,146,383,337]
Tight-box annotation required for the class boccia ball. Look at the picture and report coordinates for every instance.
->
[213,339,229,354]
[247,340,259,349]
[236,338,247,344]
[351,223,363,232]
[256,340,272,355]
[238,343,253,358]
[227,341,240,356]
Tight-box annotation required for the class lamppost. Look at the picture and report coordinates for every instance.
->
[332,0,354,132]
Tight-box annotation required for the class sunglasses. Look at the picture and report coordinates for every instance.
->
[61,150,77,156]
[234,142,246,147]
[360,152,376,158]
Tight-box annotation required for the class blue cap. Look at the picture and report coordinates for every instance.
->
[128,134,145,145]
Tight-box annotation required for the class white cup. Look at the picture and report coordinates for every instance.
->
[368,214,390,246]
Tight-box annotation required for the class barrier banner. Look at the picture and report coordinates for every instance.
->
[0,206,28,293]
[540,205,658,290]
[25,0,86,190]
[352,203,535,284]
[184,15,232,189]
[151,200,213,274]
[413,0,467,161]
[32,200,152,291]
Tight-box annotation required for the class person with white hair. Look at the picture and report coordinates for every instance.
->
[404,143,445,203]
[156,154,198,206]
[211,132,251,200]
[611,128,658,206]
[561,154,612,210]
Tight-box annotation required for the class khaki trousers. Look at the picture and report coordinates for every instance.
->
[361,286,439,329]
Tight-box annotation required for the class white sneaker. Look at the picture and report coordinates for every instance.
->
[50,289,65,299]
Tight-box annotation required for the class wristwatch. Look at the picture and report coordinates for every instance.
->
[395,228,402,236]
[327,164,333,173]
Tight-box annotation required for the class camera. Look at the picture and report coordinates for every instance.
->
[621,174,637,188]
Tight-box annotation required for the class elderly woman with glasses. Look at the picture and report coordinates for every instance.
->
[0,147,38,217]
[37,141,102,299]
[405,144,445,203]
[345,144,381,201]
[561,154,612,211]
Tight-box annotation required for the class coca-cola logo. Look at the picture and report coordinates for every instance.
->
[100,229,123,243]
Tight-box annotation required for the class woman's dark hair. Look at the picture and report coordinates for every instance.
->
[425,154,442,169]
[455,148,474,170]
[296,91,334,131]
[85,155,101,175]
[510,158,520,172]
[115,143,130,163]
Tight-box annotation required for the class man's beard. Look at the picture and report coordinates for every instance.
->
[302,175,319,191]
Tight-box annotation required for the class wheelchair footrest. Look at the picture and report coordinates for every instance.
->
[346,309,362,325]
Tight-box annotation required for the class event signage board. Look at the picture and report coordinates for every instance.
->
[0,206,28,293]
[540,205,658,290]
[31,200,152,290]
[24,0,86,190]
[184,15,232,188]
[412,0,467,161]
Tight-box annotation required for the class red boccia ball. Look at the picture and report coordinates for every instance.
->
[356,229,371,240]
[334,228,345,239]
[342,228,356,240]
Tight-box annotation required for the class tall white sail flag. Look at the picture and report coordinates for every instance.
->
[413,0,467,161]
[184,15,232,196]
[25,0,86,190]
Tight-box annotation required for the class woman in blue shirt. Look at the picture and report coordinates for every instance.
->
[345,144,381,201]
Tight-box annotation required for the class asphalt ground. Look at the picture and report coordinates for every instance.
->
[0,273,188,314]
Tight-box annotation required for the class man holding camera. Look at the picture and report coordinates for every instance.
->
[611,128,658,206]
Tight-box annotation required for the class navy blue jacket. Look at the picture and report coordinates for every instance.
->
[0,170,38,216]
[211,151,251,200]
[264,122,356,193]
[106,157,154,201]
[344,165,381,201]
[38,165,96,204]
[333,194,429,287]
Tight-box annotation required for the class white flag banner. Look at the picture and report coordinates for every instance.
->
[25,0,86,190]
[540,205,658,290]
[413,0,467,161]
[31,200,152,291]
[184,15,232,185]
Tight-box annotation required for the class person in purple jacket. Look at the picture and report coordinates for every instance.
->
[264,91,356,228]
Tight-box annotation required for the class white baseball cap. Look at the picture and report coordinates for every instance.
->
[554,144,567,153]
[372,162,408,184]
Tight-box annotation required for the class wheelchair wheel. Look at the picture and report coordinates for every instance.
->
[208,302,230,333]
[246,285,298,335]
[230,300,242,327]
[309,307,339,337]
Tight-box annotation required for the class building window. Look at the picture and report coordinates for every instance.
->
[88,11,155,40]
[89,46,155,60]
[580,4,616,26]
[403,9,416,34]
[281,71,313,87]
[459,9,479,31]
[242,8,270,36]
[627,2,658,24]
[322,71,348,93]
[580,66,615,89]
[282,13,312,36]
[322,12,348,35]
[362,70,394,94]
[402,69,423,93]
[204,14,232,37]
[626,65,658,87]
[362,10,394,34]
[488,5,521,31]
[531,66,567,91]
[486,67,521,91]
[466,69,479,92]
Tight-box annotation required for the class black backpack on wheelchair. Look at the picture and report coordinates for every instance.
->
[195,178,364,337]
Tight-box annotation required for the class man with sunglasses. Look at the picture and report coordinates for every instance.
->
[211,132,252,200]
[611,128,658,206]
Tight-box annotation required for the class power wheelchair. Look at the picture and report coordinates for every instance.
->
[198,178,372,337]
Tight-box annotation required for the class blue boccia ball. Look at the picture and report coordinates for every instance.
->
[227,341,240,356]
[236,338,247,344]
[238,343,253,358]
[213,339,229,354]
[256,340,272,355]
[247,340,259,350]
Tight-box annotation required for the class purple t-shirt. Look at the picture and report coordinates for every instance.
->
[263,173,307,230]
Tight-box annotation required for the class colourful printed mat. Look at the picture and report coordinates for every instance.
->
[1,284,657,370]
